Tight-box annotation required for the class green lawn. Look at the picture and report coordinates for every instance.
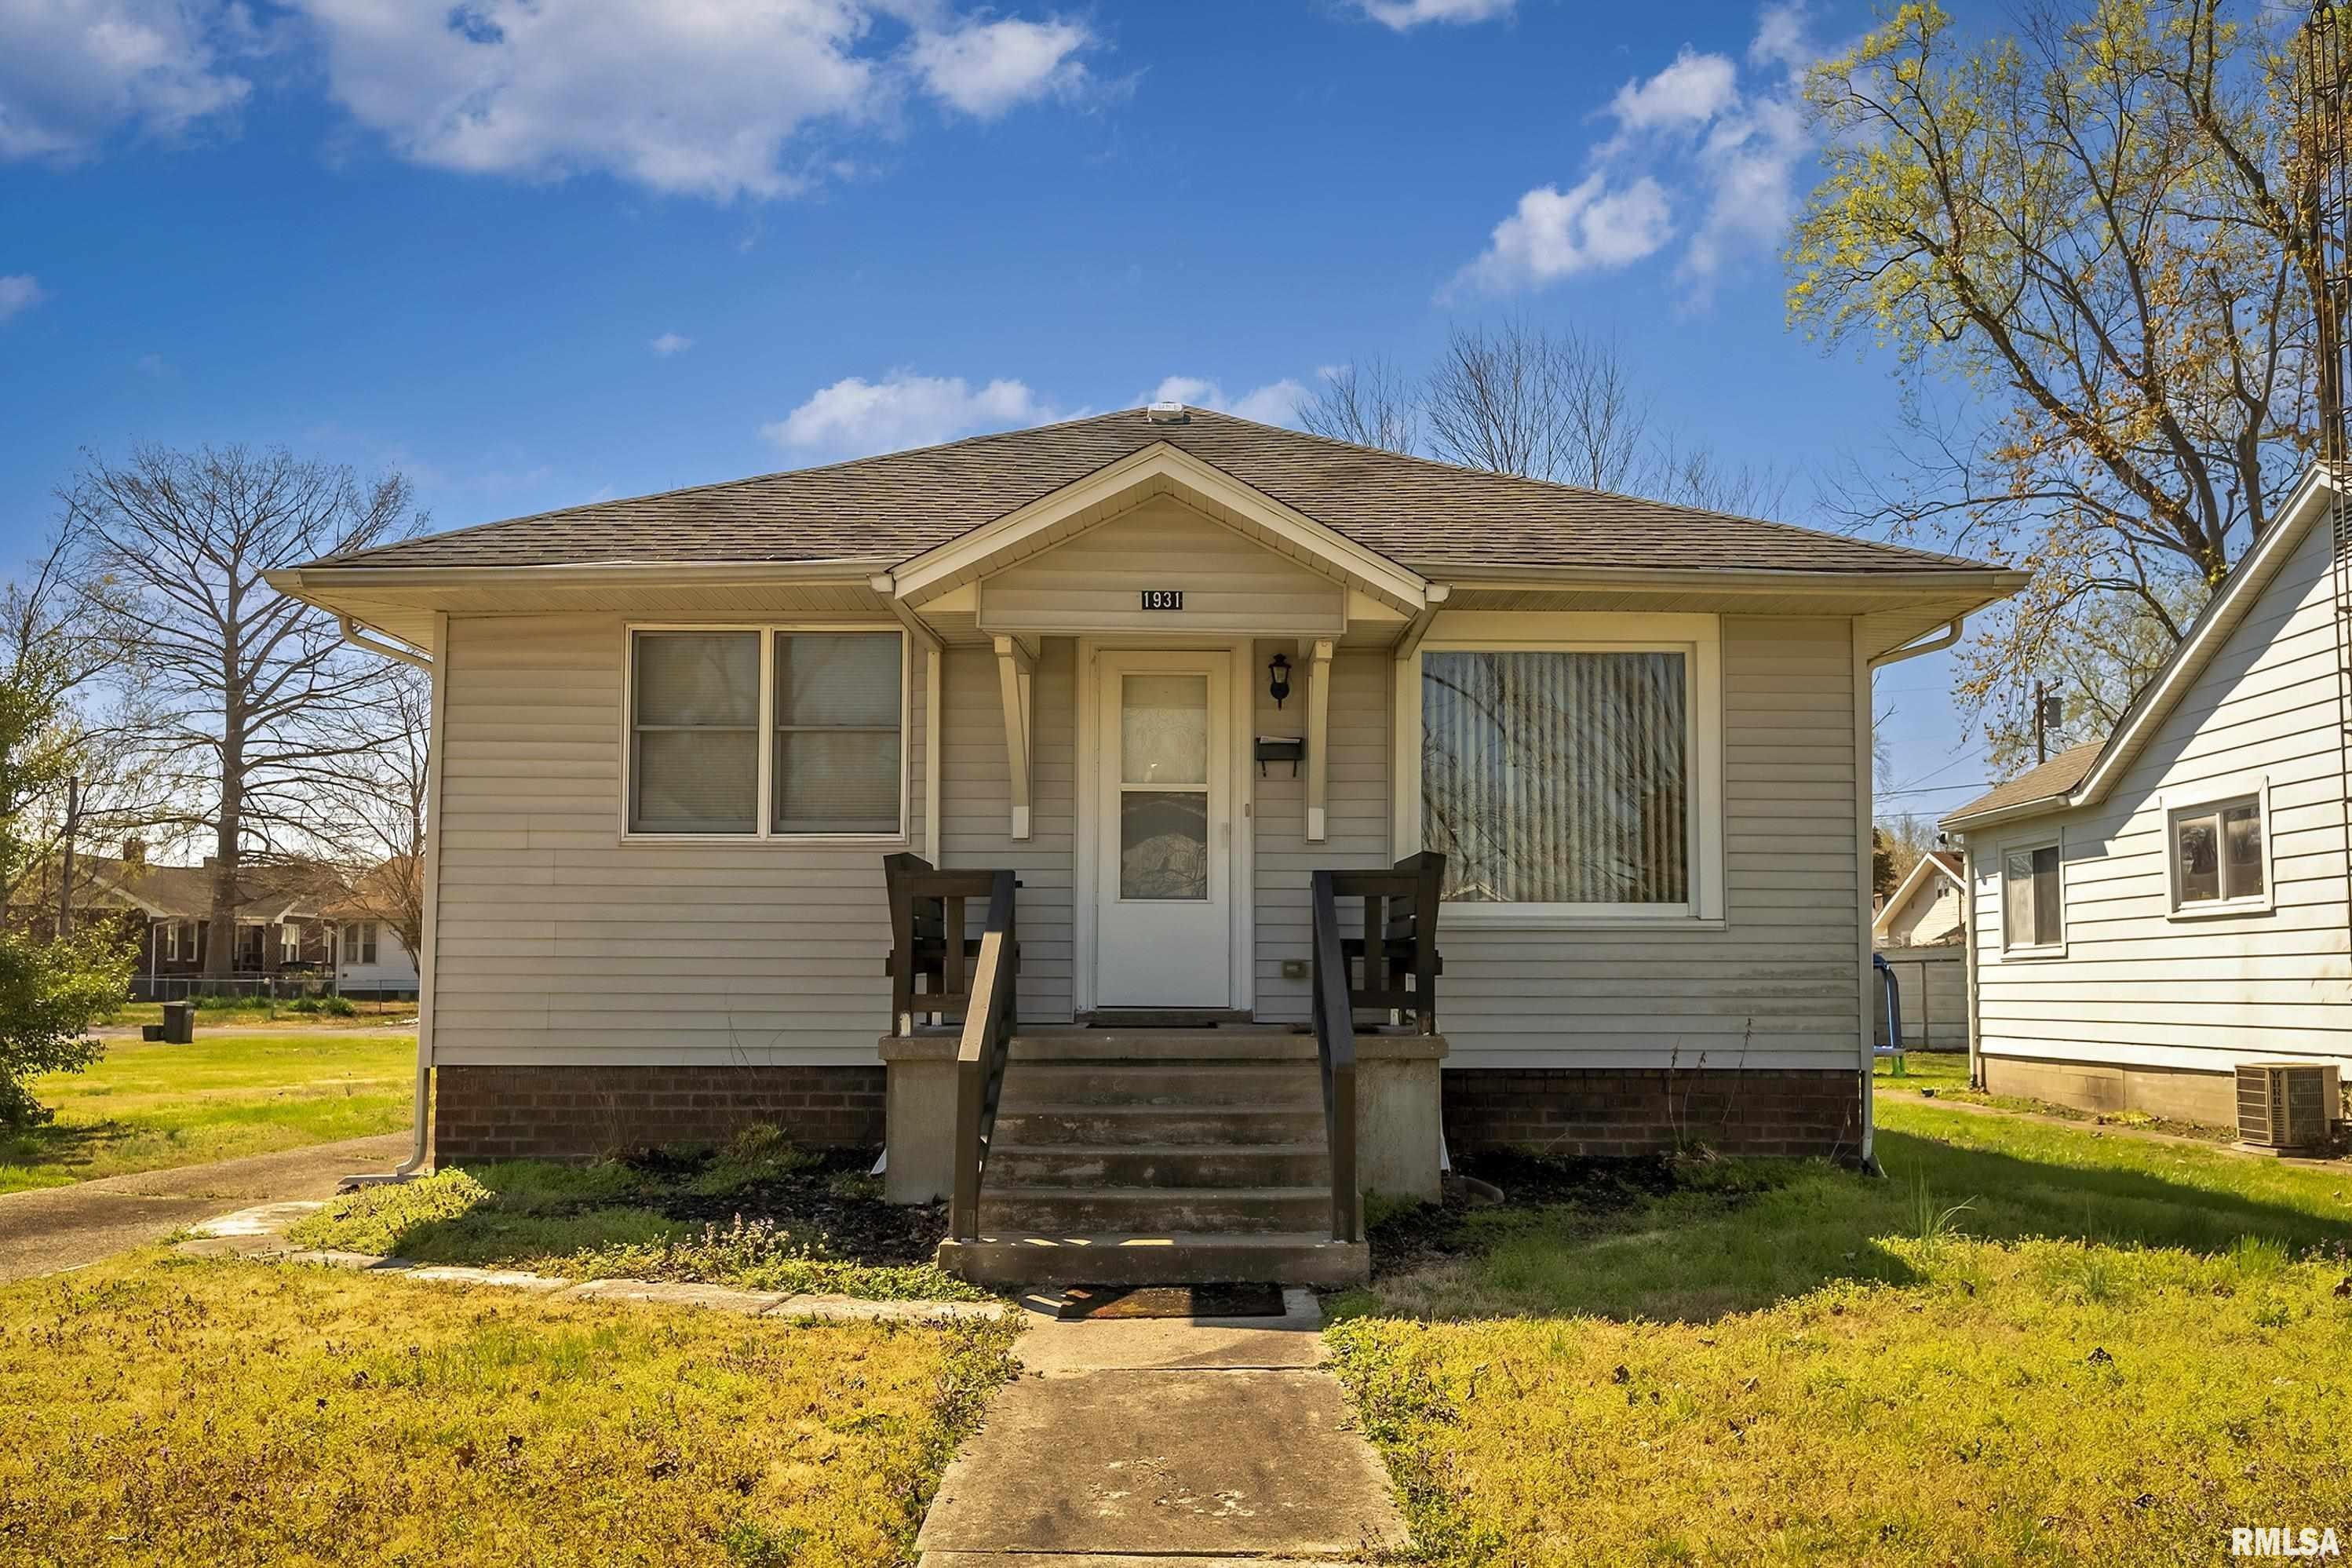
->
[0,1249,1017,1567]
[109,997,418,1029]
[0,1031,415,1194]
[1329,1096,2352,1565]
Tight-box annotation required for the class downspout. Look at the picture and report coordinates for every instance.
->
[334,612,441,1184]
[1850,614,1967,1175]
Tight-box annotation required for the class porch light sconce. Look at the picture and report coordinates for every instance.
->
[1267,651,1292,709]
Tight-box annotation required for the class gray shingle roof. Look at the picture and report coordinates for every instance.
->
[1941,741,2104,828]
[303,407,2000,578]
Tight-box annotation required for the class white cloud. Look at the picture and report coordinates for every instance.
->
[910,16,1094,119]
[651,331,693,356]
[0,0,254,162]
[1350,0,1514,30]
[1450,7,1820,303]
[0,275,45,322]
[290,2,1103,200]
[1749,2,1812,73]
[1453,174,1673,295]
[1607,47,1738,135]
[764,370,1067,459]
[1148,374,1308,426]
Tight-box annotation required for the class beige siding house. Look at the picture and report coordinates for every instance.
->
[276,407,2022,1282]
[1942,467,2352,1126]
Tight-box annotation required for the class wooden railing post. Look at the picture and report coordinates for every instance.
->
[949,869,1018,1242]
[1310,870,1361,1245]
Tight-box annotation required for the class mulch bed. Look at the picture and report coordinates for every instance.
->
[633,1148,947,1267]
[1366,1150,1681,1282]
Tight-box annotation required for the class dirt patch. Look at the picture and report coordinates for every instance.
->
[640,1148,947,1267]
[1366,1151,1681,1281]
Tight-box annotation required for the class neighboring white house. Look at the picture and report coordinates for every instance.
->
[332,917,420,1000]
[1942,465,2352,1127]
[1873,849,1966,947]
[272,407,2024,1282]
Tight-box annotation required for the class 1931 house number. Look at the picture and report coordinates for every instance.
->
[1139,589,1184,611]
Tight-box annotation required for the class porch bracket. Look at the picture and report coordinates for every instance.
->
[993,634,1036,841]
[1302,636,1334,842]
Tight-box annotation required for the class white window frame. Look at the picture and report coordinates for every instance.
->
[343,921,378,965]
[1997,833,2067,959]
[162,921,179,961]
[1391,612,1726,930]
[619,623,911,844]
[2163,778,2274,921]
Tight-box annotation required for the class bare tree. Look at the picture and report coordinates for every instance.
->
[62,445,420,978]
[1298,356,1421,454]
[1420,317,1654,488]
[287,663,430,965]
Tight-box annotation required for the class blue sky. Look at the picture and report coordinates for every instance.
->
[0,0,1989,817]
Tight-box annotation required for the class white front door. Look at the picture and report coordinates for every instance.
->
[1094,651,1233,1008]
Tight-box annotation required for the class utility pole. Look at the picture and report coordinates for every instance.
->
[2034,684,2050,765]
[56,775,78,938]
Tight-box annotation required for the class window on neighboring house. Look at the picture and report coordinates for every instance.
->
[281,924,300,961]
[342,922,377,965]
[1420,647,1694,910]
[2171,797,2265,909]
[2002,842,2064,951]
[161,921,178,961]
[629,629,904,837]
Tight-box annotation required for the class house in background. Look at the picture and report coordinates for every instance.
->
[323,866,421,1001]
[1942,465,2352,1128]
[272,406,2024,1283]
[70,848,341,998]
[1870,848,1971,1052]
[1872,850,1967,948]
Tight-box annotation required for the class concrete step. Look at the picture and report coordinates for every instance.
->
[996,1061,1322,1110]
[936,1231,1368,1287]
[991,1105,1329,1147]
[986,1143,1333,1188]
[1008,1029,1315,1062]
[977,1186,1333,1235]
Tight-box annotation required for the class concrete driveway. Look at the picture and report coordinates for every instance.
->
[0,1132,410,1284]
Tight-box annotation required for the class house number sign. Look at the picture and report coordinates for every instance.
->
[1139,589,1185,611]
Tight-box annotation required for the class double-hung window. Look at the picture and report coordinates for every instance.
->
[2169,794,2266,913]
[2001,841,2063,953]
[629,629,906,838]
[1409,620,1723,924]
[343,922,377,965]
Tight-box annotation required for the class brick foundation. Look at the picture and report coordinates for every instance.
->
[1442,1067,1864,1159]
[431,1064,886,1165]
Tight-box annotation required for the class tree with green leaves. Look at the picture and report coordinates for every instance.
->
[0,545,134,1127]
[1790,0,2331,769]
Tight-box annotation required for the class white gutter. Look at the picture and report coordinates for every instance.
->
[334,610,447,1185]
[1868,614,1965,670]
[337,614,432,670]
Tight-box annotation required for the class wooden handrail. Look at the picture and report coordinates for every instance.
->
[883,852,1007,1034]
[1330,851,1446,1034]
[949,870,1019,1242]
[1309,869,1360,1245]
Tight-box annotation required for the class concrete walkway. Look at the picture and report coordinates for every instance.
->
[917,1290,1406,1568]
[0,1132,411,1284]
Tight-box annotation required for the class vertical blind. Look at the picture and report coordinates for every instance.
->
[630,630,903,835]
[1421,650,1690,905]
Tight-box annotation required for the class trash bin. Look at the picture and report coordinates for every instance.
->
[161,1001,195,1045]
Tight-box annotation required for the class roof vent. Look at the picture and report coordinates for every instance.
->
[1146,400,1189,425]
